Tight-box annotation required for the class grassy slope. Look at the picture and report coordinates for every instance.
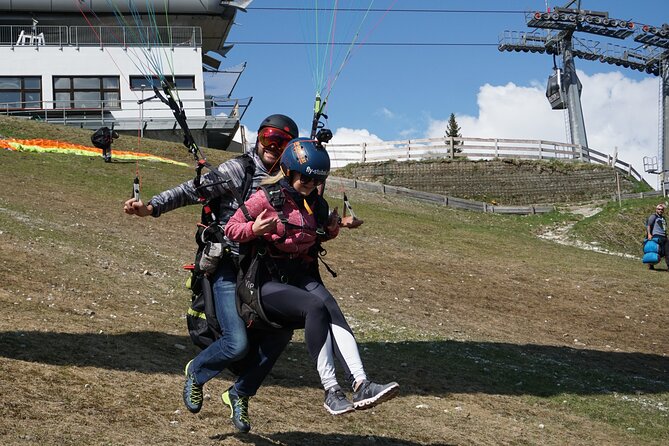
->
[571,197,668,256]
[0,116,667,446]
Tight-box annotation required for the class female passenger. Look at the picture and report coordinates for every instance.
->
[225,138,399,415]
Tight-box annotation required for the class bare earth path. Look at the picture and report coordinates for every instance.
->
[537,203,638,260]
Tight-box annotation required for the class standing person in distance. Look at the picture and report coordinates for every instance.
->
[647,203,668,270]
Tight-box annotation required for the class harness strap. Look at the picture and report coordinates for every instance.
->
[254,183,337,278]
[198,154,255,225]
[318,254,337,278]
[261,184,330,231]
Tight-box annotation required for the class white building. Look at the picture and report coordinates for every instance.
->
[0,0,252,150]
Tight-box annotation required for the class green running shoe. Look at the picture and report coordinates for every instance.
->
[183,360,203,413]
[222,387,251,433]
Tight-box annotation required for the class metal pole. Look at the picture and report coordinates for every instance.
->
[561,34,589,150]
[661,59,669,194]
[140,86,145,138]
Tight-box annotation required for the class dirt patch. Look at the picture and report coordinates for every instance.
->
[537,203,638,260]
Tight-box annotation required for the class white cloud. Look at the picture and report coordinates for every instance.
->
[426,81,567,141]
[330,127,384,144]
[425,71,661,187]
[399,127,418,138]
[376,107,396,119]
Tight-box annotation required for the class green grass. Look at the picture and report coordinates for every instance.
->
[571,196,667,256]
[1,115,668,446]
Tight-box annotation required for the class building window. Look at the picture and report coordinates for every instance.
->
[129,75,195,90]
[0,76,42,110]
[53,76,120,109]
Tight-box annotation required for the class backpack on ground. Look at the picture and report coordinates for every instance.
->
[90,126,118,150]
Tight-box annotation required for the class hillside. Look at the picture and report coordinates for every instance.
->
[335,158,650,205]
[570,197,668,256]
[1,116,667,446]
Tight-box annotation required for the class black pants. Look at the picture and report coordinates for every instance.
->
[260,275,364,390]
[656,235,669,264]
[102,145,111,162]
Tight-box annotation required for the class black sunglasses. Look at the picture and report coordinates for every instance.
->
[298,174,325,186]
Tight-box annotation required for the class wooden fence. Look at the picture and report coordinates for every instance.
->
[326,136,644,183]
[326,177,555,215]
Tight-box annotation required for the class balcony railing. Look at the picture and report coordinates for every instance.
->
[0,96,251,131]
[0,24,202,48]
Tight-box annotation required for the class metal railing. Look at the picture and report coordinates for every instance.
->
[0,24,201,48]
[326,136,645,183]
[69,26,201,48]
[0,96,251,129]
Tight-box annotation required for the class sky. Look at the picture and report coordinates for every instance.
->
[206,0,667,187]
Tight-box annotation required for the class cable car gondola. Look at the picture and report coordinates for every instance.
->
[546,69,566,110]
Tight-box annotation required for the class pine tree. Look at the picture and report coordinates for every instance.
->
[445,113,463,154]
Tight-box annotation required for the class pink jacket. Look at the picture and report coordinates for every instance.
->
[225,187,339,257]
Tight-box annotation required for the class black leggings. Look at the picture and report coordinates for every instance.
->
[260,275,366,390]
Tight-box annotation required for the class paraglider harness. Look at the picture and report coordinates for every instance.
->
[147,81,338,342]
[184,156,337,343]
[236,182,337,330]
[185,153,255,350]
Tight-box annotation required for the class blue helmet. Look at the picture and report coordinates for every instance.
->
[280,138,330,181]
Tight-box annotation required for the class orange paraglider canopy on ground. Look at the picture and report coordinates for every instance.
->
[0,138,188,166]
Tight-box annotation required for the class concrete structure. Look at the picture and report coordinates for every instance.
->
[0,0,253,149]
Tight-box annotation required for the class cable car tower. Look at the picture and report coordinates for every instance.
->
[499,1,669,191]
[637,24,669,194]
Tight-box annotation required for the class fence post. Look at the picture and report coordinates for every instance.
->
[495,138,499,158]
[578,145,584,161]
[407,140,411,160]
[361,142,367,163]
[612,146,618,167]
[538,141,542,160]
[449,136,454,159]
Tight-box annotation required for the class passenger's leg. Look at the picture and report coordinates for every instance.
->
[298,277,400,410]
[260,281,338,390]
[299,277,365,385]
[260,281,356,415]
